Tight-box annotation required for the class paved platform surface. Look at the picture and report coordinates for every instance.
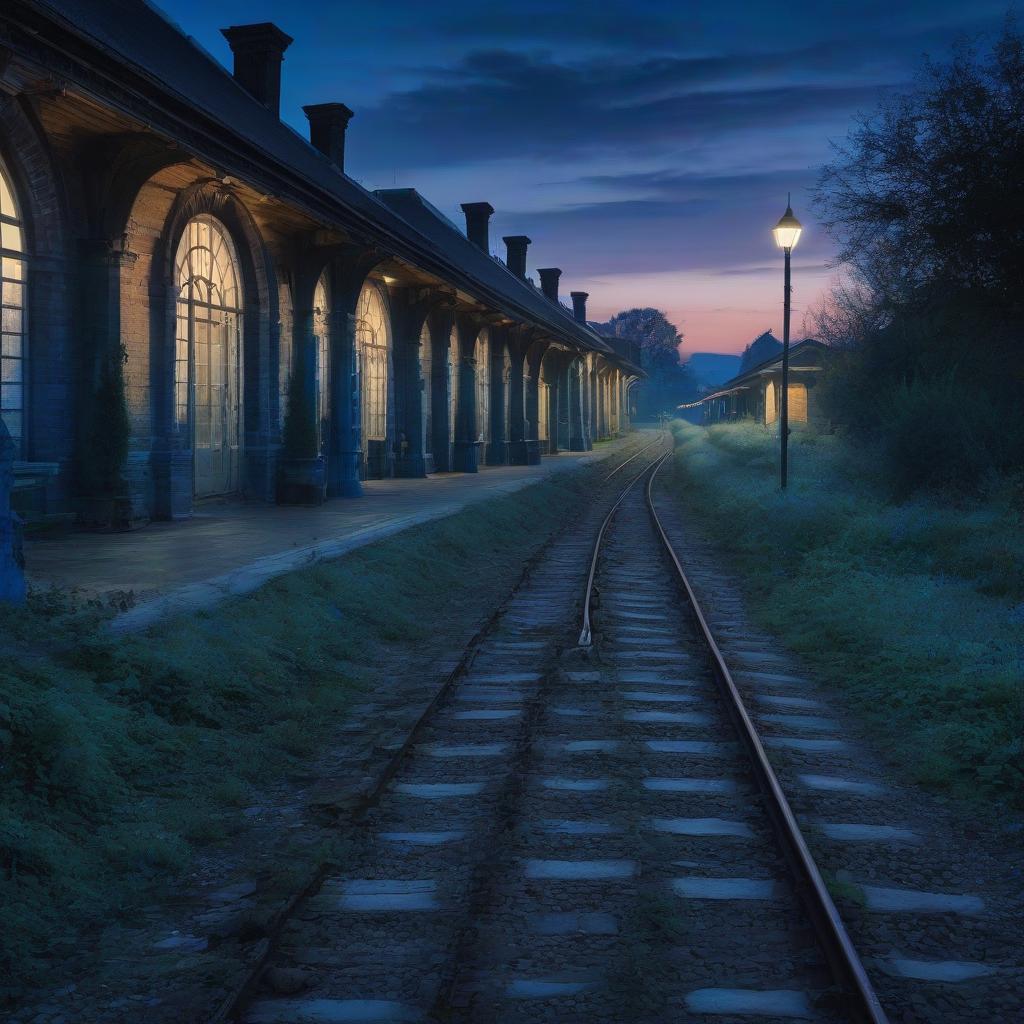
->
[25,437,642,632]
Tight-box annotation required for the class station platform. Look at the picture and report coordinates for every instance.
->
[25,436,643,632]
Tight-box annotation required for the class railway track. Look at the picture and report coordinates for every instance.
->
[230,440,887,1024]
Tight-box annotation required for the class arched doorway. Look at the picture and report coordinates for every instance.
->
[174,214,242,497]
[1,160,26,455]
[765,381,777,424]
[355,280,390,477]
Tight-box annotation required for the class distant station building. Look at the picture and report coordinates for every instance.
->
[691,339,830,429]
[0,1,642,537]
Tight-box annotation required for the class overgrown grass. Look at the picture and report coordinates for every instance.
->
[0,467,593,996]
[668,420,1024,808]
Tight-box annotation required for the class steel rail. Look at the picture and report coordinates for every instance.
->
[645,454,889,1024]
[601,432,664,483]
[578,443,666,647]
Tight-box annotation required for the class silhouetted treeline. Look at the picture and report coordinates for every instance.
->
[813,16,1024,496]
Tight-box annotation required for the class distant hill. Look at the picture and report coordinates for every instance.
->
[684,352,741,388]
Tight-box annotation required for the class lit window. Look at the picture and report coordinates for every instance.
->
[313,271,330,451]
[1,161,26,455]
[174,215,242,496]
[355,281,389,442]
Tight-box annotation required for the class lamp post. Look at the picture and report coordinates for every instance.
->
[772,196,802,489]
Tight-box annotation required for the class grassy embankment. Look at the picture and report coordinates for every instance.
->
[0,465,594,994]
[668,420,1023,808]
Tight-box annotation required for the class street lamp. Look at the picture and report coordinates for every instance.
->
[772,196,802,489]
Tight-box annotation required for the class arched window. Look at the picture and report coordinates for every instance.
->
[1,162,26,454]
[174,214,242,497]
[313,271,330,452]
[355,282,389,443]
[420,322,432,455]
[476,328,490,445]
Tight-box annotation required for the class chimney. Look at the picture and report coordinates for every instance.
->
[304,103,355,170]
[221,23,294,117]
[461,203,494,251]
[503,235,531,279]
[571,291,589,324]
[538,268,562,303]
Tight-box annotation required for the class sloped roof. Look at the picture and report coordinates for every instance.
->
[696,339,828,403]
[9,0,634,367]
[375,190,618,358]
[739,330,783,372]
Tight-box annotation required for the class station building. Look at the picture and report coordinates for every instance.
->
[0,0,642,534]
[696,339,830,428]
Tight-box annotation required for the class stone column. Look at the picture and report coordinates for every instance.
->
[392,300,427,478]
[486,327,509,465]
[276,299,324,503]
[508,335,527,464]
[547,366,560,455]
[580,357,593,450]
[0,418,25,603]
[557,358,571,452]
[427,309,455,472]
[523,342,546,465]
[452,319,479,473]
[76,238,144,526]
[327,308,362,496]
[569,359,587,451]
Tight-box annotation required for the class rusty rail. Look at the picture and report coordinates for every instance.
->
[645,453,889,1024]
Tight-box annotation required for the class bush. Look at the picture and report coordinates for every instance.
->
[667,420,1023,809]
[875,377,1003,496]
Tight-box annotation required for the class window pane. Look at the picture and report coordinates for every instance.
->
[1,382,22,410]
[2,258,23,283]
[0,173,13,218]
[1,409,21,441]
[2,333,21,358]
[2,356,21,382]
[1,307,22,334]
[1,222,22,252]
[2,280,22,307]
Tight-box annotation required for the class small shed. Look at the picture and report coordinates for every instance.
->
[690,339,830,429]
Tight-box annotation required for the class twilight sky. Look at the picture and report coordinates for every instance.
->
[159,0,1007,355]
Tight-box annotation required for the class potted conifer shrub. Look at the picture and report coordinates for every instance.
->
[277,367,326,505]
[76,344,135,530]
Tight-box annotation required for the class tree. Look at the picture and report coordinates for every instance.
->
[598,308,696,417]
[813,18,1024,493]
[602,308,683,365]
[817,18,1024,317]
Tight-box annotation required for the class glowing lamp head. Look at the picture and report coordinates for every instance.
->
[772,200,803,251]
